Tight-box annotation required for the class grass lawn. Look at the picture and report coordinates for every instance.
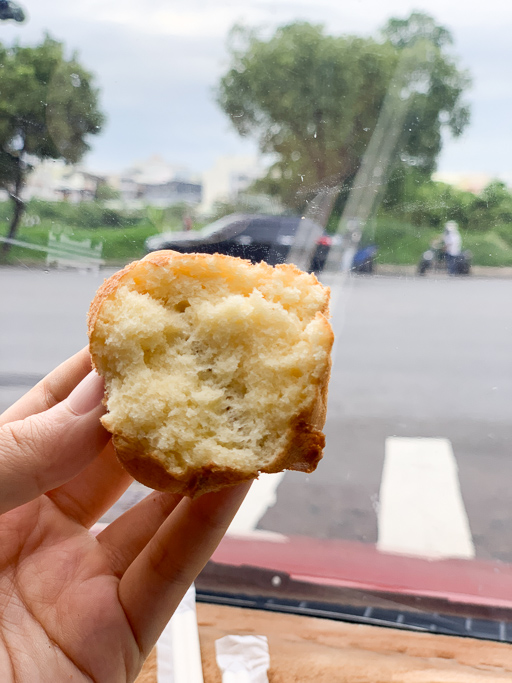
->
[462,231,512,267]
[1,221,161,265]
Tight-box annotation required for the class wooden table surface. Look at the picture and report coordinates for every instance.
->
[136,602,512,682]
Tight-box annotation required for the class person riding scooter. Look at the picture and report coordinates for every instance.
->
[443,221,462,275]
[418,222,471,276]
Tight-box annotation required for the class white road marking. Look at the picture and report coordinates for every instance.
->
[377,437,475,560]
[227,472,285,538]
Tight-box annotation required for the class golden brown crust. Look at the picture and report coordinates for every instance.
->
[113,435,261,498]
[87,250,330,338]
[111,408,328,499]
[88,250,333,498]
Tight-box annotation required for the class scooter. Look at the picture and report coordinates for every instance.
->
[418,242,472,276]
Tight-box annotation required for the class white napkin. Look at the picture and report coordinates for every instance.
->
[215,635,270,683]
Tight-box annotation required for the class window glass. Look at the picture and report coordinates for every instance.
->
[1,0,512,647]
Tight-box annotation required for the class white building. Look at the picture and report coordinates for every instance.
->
[108,155,202,207]
[21,159,104,203]
[18,155,202,207]
[55,169,105,203]
[22,159,67,201]
[200,155,267,214]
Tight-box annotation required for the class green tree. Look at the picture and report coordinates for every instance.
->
[382,11,454,50]
[0,35,104,254]
[217,13,470,211]
[380,12,471,212]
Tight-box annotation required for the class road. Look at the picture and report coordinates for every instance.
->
[259,274,512,563]
[1,267,512,562]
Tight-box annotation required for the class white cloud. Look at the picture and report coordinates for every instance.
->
[3,0,511,175]
[97,6,243,37]
[24,0,512,39]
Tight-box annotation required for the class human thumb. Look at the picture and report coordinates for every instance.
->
[0,370,110,515]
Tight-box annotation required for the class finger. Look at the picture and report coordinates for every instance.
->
[45,441,133,528]
[97,490,183,577]
[119,482,251,656]
[0,370,109,514]
[0,347,92,427]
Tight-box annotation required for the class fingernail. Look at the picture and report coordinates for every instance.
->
[67,370,105,415]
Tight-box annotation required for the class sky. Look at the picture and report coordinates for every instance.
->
[1,0,511,179]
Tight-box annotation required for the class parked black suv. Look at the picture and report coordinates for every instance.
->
[145,213,322,268]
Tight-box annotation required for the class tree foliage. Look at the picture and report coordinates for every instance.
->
[217,13,470,211]
[0,34,104,251]
[381,11,453,50]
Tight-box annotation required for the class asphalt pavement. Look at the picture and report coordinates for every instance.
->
[1,267,512,562]
[260,274,512,562]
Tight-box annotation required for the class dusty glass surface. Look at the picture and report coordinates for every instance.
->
[1,0,512,644]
